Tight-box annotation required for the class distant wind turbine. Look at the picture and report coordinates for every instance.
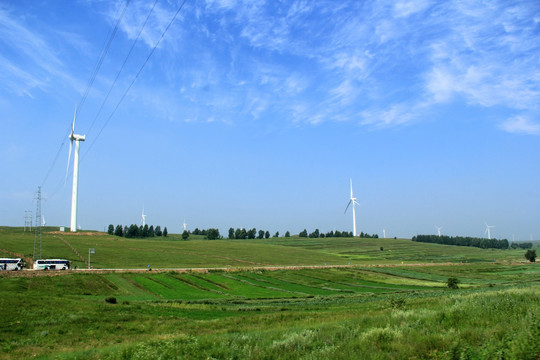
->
[383,229,386,239]
[435,225,442,237]
[141,208,147,227]
[183,218,187,232]
[485,223,494,240]
[66,108,85,232]
[344,179,360,237]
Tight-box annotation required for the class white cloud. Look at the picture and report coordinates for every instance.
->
[394,0,431,18]
[361,104,416,128]
[500,115,540,135]
[0,7,73,97]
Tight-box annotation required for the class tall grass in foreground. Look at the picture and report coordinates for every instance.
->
[58,285,540,360]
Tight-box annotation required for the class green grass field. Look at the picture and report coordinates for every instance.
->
[0,227,530,269]
[1,227,539,359]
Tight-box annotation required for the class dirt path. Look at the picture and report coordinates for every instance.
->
[2,261,533,278]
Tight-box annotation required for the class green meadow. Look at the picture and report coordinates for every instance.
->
[0,227,527,269]
[0,227,539,359]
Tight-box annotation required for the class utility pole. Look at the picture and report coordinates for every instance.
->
[24,210,33,232]
[33,187,42,261]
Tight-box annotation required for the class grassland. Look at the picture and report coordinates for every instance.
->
[0,227,539,359]
[0,227,529,269]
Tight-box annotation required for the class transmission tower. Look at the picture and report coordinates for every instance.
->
[33,187,42,261]
[24,210,33,232]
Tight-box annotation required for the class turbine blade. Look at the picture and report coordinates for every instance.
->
[65,140,73,184]
[344,200,352,214]
[71,107,77,136]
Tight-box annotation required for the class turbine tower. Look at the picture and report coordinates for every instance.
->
[435,225,442,237]
[183,218,187,232]
[485,223,494,240]
[344,179,360,237]
[67,109,85,232]
[383,229,386,238]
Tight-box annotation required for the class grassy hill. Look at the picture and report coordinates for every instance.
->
[0,227,530,269]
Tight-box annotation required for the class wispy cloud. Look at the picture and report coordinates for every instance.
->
[104,0,540,133]
[500,115,540,135]
[0,6,80,97]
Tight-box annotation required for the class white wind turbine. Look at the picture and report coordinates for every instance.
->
[383,229,386,238]
[344,179,360,237]
[435,225,442,237]
[66,109,86,232]
[141,208,147,227]
[183,218,187,232]
[485,223,494,240]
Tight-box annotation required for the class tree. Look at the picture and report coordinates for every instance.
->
[206,228,220,240]
[107,224,114,235]
[299,229,308,237]
[265,231,270,239]
[114,225,123,237]
[258,230,265,239]
[182,230,190,240]
[274,231,279,238]
[525,249,536,262]
[285,231,290,237]
[447,277,459,289]
[163,227,168,237]
[148,225,155,237]
[142,224,149,238]
[228,228,235,239]
[247,228,257,239]
[155,225,162,237]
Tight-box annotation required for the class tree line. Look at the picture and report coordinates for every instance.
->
[412,234,509,249]
[510,242,533,249]
[107,224,168,238]
[298,229,378,238]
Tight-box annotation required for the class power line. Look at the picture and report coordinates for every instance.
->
[86,0,159,138]
[77,0,132,117]
[84,0,188,158]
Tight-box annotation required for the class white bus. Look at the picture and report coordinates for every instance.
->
[0,258,24,271]
[33,259,71,270]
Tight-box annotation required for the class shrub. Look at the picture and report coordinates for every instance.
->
[447,277,459,289]
[524,249,536,262]
[105,296,117,304]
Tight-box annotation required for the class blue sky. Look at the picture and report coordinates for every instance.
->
[1,0,539,240]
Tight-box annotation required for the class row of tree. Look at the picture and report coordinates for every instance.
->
[412,234,509,249]
[298,229,377,238]
[227,228,279,240]
[510,242,533,249]
[108,224,168,238]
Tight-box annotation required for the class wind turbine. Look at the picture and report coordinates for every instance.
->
[183,218,187,232]
[141,208,147,227]
[66,109,85,232]
[485,223,494,240]
[383,229,386,238]
[435,225,442,237]
[344,179,360,237]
